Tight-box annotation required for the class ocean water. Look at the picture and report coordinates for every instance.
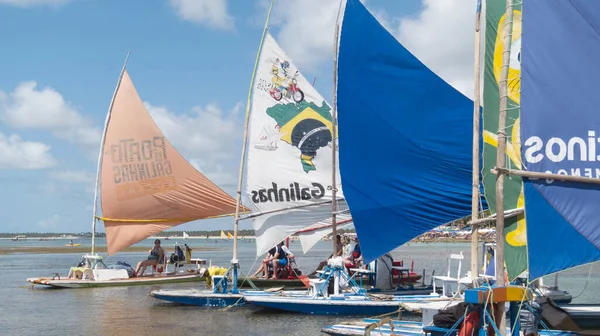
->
[1,239,598,336]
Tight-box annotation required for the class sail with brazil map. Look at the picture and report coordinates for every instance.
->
[246,31,349,256]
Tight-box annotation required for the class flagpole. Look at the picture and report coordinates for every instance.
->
[495,0,515,334]
[231,0,275,294]
[470,0,483,284]
[90,51,130,256]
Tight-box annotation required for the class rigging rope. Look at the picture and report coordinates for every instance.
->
[571,263,594,299]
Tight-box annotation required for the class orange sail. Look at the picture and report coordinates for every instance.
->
[100,70,244,255]
[227,232,233,239]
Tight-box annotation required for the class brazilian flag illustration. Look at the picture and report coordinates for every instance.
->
[266,100,336,173]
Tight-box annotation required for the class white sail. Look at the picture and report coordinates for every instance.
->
[247,32,347,255]
[296,214,353,254]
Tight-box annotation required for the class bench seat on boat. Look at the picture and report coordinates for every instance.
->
[68,267,93,280]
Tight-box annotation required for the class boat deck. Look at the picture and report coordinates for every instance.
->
[27,272,205,288]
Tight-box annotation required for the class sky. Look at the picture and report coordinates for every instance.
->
[0,0,479,233]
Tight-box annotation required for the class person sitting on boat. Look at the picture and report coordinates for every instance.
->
[341,236,355,267]
[281,242,293,259]
[252,241,290,279]
[269,241,289,279]
[351,238,362,267]
[307,234,343,277]
[134,239,164,276]
[250,246,276,278]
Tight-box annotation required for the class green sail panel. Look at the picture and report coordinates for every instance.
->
[482,0,526,280]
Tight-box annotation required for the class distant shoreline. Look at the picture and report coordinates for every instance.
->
[0,236,259,240]
[0,245,226,255]
[1,236,495,243]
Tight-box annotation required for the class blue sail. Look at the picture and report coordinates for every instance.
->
[521,0,600,279]
[337,0,484,263]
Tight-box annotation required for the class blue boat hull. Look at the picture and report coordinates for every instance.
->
[242,294,428,316]
[252,299,400,315]
[150,289,308,307]
[150,290,244,307]
[322,318,582,336]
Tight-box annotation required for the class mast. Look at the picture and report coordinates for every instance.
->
[495,0,514,334]
[231,0,275,294]
[470,0,483,283]
[90,51,130,255]
[331,2,343,257]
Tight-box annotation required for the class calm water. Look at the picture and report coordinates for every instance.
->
[1,239,598,336]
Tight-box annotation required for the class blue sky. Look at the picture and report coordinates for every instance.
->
[0,0,476,233]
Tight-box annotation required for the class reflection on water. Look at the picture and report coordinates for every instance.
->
[1,240,598,336]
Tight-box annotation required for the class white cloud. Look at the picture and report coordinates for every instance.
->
[49,170,95,184]
[40,170,96,198]
[37,214,61,229]
[169,0,234,30]
[266,0,477,97]
[49,169,95,188]
[395,0,477,98]
[0,81,102,151]
[145,101,243,188]
[0,0,72,8]
[0,132,58,169]
[267,0,341,71]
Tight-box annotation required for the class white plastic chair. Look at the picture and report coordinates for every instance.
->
[432,251,464,297]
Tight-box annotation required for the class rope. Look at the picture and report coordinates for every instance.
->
[510,281,533,334]
[218,257,264,311]
[572,263,594,299]
[236,257,261,291]
[369,306,403,320]
[95,211,248,223]
[364,317,396,336]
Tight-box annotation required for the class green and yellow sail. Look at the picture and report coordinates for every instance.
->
[482,0,526,280]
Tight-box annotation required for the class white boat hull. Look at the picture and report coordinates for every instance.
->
[27,272,205,288]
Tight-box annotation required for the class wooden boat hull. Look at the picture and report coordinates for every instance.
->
[27,273,205,288]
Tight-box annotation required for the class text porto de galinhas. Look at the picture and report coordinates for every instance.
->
[251,182,327,203]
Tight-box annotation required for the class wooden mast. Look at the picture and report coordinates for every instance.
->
[231,0,275,294]
[470,0,483,282]
[495,0,515,334]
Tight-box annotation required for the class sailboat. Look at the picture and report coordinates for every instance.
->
[243,0,478,315]
[220,230,227,239]
[182,232,189,240]
[149,1,318,306]
[501,0,600,331]
[324,0,600,333]
[27,57,242,289]
[235,24,350,288]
